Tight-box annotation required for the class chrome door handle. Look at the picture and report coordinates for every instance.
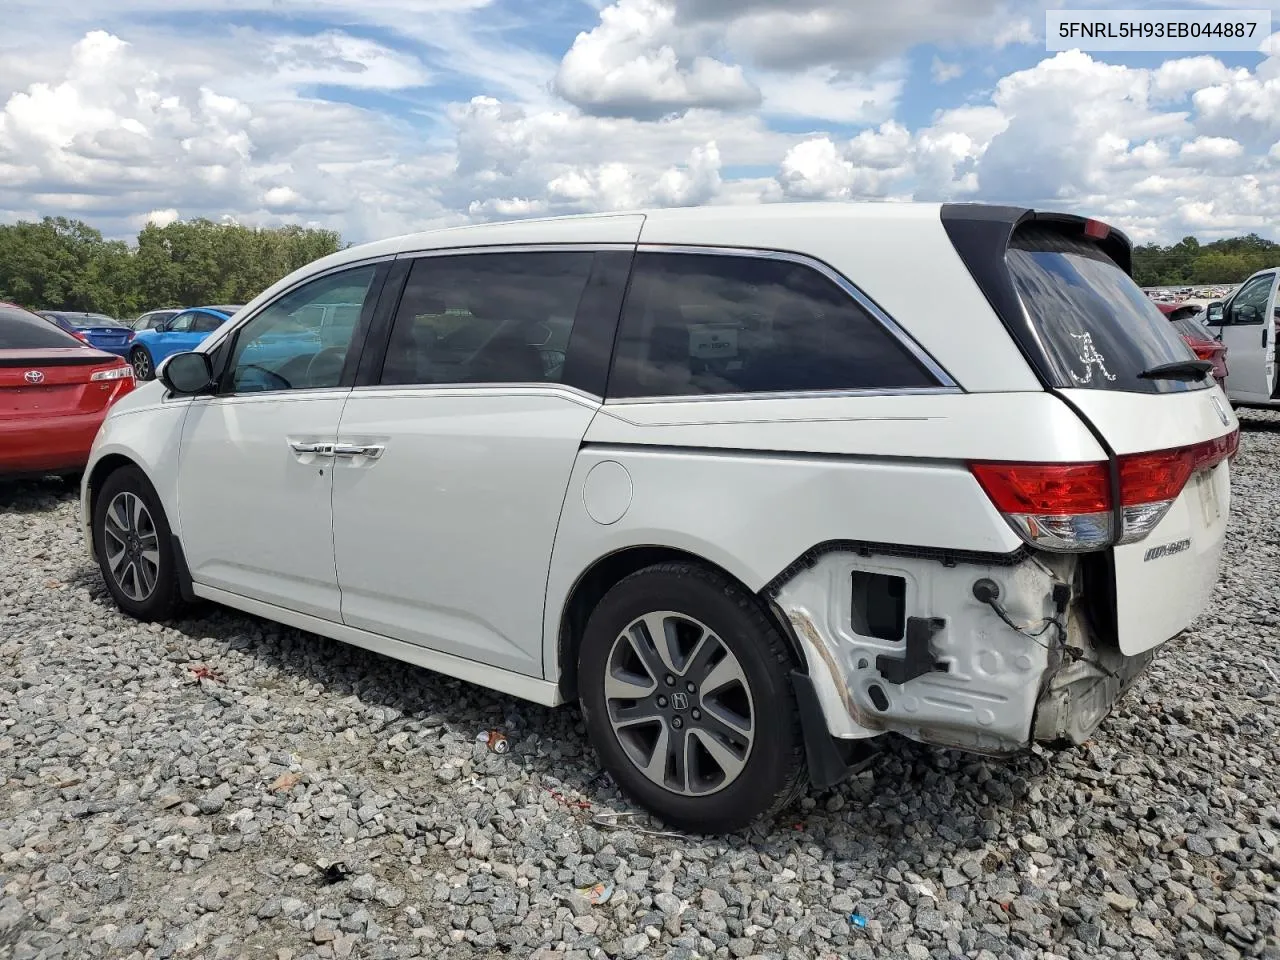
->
[288,440,335,456]
[332,443,385,460]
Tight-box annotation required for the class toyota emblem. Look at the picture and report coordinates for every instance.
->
[23,370,45,384]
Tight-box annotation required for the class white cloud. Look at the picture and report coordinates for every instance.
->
[993,18,1036,49]
[8,4,1280,249]
[143,208,179,228]
[757,65,904,124]
[931,58,964,84]
[554,0,759,117]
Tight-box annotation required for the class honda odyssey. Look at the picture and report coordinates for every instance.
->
[82,203,1237,833]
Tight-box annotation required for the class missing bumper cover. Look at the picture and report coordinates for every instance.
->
[876,616,948,685]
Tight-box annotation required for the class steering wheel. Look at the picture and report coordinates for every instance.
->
[539,348,567,379]
[305,347,348,388]
[237,363,291,391]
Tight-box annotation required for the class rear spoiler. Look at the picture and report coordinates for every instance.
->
[939,203,1134,394]
[940,203,1133,276]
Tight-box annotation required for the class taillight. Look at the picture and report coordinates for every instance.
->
[971,429,1238,552]
[969,462,1113,551]
[90,365,134,382]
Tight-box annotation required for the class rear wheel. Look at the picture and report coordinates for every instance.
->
[578,562,805,834]
[92,467,182,620]
[130,347,154,381]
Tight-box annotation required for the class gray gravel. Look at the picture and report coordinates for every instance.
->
[3,411,1280,960]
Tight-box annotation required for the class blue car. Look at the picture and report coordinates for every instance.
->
[128,305,243,380]
[39,311,135,358]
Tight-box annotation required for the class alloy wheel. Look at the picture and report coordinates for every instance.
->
[102,492,160,602]
[604,611,755,796]
[131,350,152,380]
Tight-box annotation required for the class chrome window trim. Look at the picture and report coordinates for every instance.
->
[604,385,961,406]
[625,243,959,392]
[393,243,638,260]
[346,382,602,406]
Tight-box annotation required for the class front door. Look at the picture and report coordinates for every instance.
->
[1212,271,1277,402]
[175,263,386,620]
[331,247,633,676]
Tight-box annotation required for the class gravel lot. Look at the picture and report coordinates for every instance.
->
[2,411,1279,960]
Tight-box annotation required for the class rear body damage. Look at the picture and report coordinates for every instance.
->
[770,546,1155,758]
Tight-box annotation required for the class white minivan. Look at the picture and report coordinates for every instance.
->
[82,203,1238,833]
[1206,267,1279,408]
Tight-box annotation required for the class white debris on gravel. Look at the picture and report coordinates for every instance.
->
[2,411,1279,960]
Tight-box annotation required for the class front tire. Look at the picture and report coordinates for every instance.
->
[578,562,805,834]
[92,466,182,621]
[130,347,154,381]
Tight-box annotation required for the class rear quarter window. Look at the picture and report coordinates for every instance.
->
[608,252,940,398]
[1007,227,1204,394]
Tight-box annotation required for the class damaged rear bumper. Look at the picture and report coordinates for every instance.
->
[769,544,1163,773]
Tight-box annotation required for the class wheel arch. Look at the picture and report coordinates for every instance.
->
[555,544,804,702]
[85,453,142,553]
[86,453,198,604]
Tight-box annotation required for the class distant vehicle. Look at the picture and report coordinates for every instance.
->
[128,306,242,381]
[130,309,185,332]
[1156,303,1228,390]
[1,303,134,480]
[39,311,135,358]
[1204,268,1279,408]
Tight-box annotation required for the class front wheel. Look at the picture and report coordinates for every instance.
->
[130,347,154,381]
[92,466,183,620]
[578,562,805,834]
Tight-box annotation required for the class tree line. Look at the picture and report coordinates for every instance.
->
[0,217,343,320]
[1131,233,1280,288]
[3,214,1277,316]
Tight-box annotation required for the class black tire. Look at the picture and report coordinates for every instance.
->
[92,466,183,621]
[130,347,154,381]
[578,562,806,834]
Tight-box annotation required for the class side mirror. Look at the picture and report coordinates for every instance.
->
[160,351,214,395]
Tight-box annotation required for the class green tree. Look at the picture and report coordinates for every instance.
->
[0,216,343,318]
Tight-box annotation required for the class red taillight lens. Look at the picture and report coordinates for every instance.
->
[971,431,1237,552]
[1118,448,1195,507]
[969,462,1110,515]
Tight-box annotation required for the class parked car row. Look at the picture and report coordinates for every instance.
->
[32,306,245,381]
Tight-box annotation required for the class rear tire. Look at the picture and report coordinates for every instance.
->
[130,347,154,381]
[92,466,182,621]
[578,562,805,834]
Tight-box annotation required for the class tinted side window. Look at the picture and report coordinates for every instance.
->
[169,313,195,333]
[380,252,594,386]
[1228,274,1273,325]
[608,253,937,399]
[227,265,378,393]
[191,312,225,333]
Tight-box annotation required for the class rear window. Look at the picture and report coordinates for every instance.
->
[1007,227,1204,394]
[0,305,85,349]
[1172,314,1215,342]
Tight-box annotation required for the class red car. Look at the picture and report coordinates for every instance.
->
[1,302,135,479]
[1156,302,1228,390]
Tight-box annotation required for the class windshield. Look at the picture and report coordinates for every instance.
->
[1007,227,1205,394]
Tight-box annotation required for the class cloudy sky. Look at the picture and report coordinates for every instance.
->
[1,0,1279,245]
